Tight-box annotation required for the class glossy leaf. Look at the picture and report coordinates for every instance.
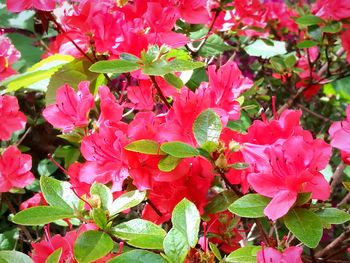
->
[163,228,189,263]
[12,206,74,226]
[124,140,161,155]
[171,198,200,248]
[40,176,79,213]
[228,194,271,218]
[226,246,261,263]
[0,250,33,263]
[193,109,222,146]
[244,39,287,59]
[74,231,114,263]
[284,208,323,248]
[112,219,166,249]
[45,248,62,263]
[160,142,199,158]
[316,208,350,225]
[89,59,140,74]
[158,155,181,172]
[296,15,324,26]
[109,190,146,216]
[205,190,239,214]
[107,250,166,263]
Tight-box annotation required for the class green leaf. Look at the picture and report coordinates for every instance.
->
[158,155,181,172]
[0,250,33,263]
[109,190,146,216]
[227,111,251,133]
[37,159,59,177]
[226,246,261,263]
[205,190,239,214]
[112,219,166,249]
[160,142,199,158]
[89,59,140,74]
[296,15,324,26]
[228,194,271,218]
[172,198,200,248]
[90,183,113,211]
[91,208,108,230]
[12,206,74,226]
[0,54,74,93]
[283,208,323,248]
[107,250,166,263]
[297,40,318,49]
[316,208,350,225]
[164,73,184,89]
[323,76,350,102]
[0,228,19,250]
[167,59,204,72]
[45,248,62,263]
[209,242,222,261]
[284,54,297,68]
[40,176,79,213]
[322,21,342,33]
[295,192,311,206]
[54,146,80,169]
[45,59,99,105]
[74,231,114,263]
[142,60,171,76]
[124,140,161,155]
[230,162,249,170]
[198,34,233,57]
[193,109,222,147]
[244,39,287,59]
[163,228,190,263]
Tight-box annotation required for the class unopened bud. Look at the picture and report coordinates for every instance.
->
[215,153,227,169]
[229,141,240,152]
[88,194,101,209]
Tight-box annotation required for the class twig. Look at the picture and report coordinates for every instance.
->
[2,194,34,242]
[338,192,350,207]
[297,104,331,123]
[16,127,32,147]
[330,161,346,193]
[149,76,171,109]
[255,219,274,247]
[315,227,350,258]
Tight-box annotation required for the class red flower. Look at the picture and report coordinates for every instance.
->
[313,0,350,21]
[20,193,47,210]
[248,136,331,220]
[0,33,20,81]
[207,61,252,120]
[6,0,56,12]
[204,211,242,254]
[341,28,350,65]
[43,81,94,133]
[329,105,350,162]
[0,146,34,192]
[0,95,26,141]
[257,246,303,263]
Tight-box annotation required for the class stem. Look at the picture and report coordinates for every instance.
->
[149,75,171,109]
[16,127,32,147]
[255,219,274,247]
[330,161,345,193]
[297,104,331,123]
[315,227,350,258]
[2,194,34,242]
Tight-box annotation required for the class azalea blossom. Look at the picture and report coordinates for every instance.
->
[6,0,56,12]
[0,146,34,192]
[248,136,331,220]
[43,81,94,133]
[0,95,26,141]
[329,105,350,160]
[257,246,303,263]
[0,33,20,81]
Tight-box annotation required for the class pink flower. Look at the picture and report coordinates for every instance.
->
[127,80,154,111]
[31,224,98,263]
[43,81,94,133]
[177,0,210,24]
[20,193,46,210]
[80,125,128,192]
[6,0,56,12]
[313,0,350,21]
[207,61,252,120]
[0,146,34,192]
[0,33,20,80]
[248,136,331,220]
[257,246,303,263]
[341,28,350,65]
[329,105,350,153]
[0,95,26,141]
